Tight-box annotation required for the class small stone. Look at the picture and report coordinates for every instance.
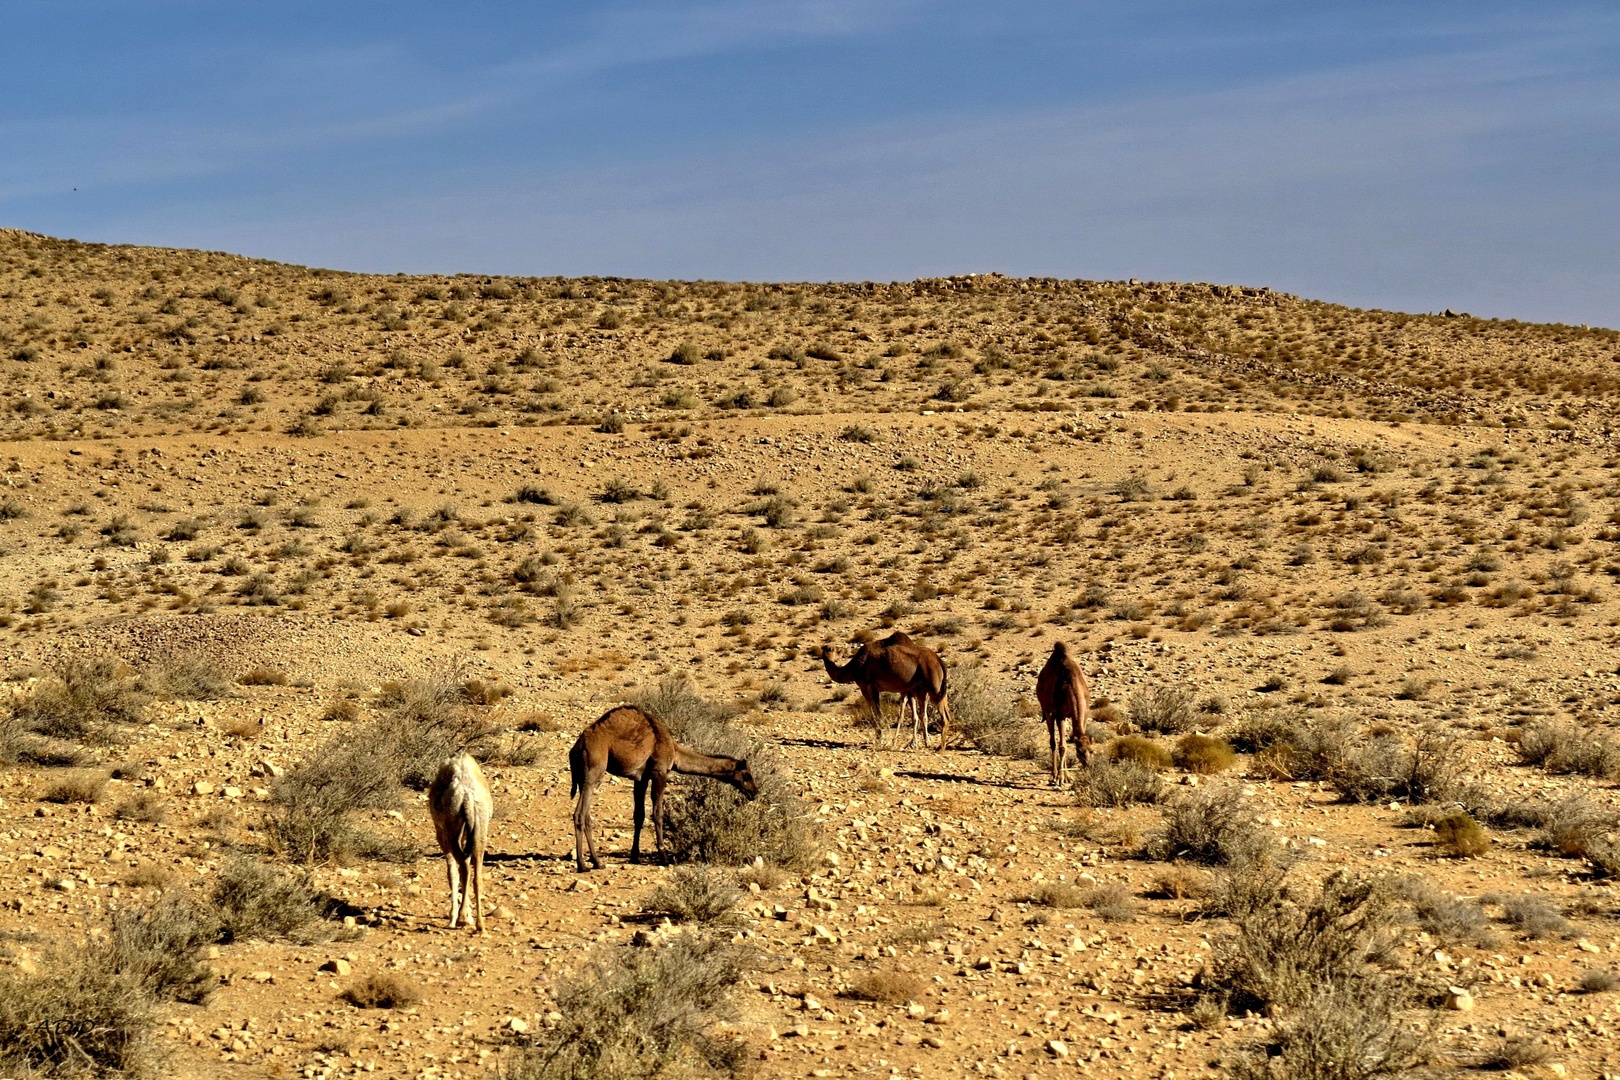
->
[1047,1039,1070,1058]
[191,781,214,796]
[1444,987,1475,1011]
[922,1035,945,1049]
[507,1018,529,1034]
[46,878,75,892]
[802,995,823,1012]
[925,1010,951,1025]
[319,959,352,976]
[405,883,423,896]
[221,786,243,800]
[251,971,273,983]
[907,1003,926,1018]
[492,905,515,920]
[1578,939,1601,954]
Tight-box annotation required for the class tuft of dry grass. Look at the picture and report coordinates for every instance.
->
[238,666,289,686]
[40,769,108,804]
[341,972,422,1009]
[843,970,925,1004]
[642,866,742,923]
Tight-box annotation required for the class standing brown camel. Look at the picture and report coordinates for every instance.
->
[1036,640,1092,783]
[822,631,953,750]
[428,754,493,932]
[569,705,758,872]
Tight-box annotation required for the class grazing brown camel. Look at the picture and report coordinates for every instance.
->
[822,631,953,750]
[1036,640,1092,784]
[569,705,758,872]
[427,754,493,932]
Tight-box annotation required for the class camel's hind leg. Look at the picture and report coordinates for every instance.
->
[444,849,462,928]
[470,841,485,933]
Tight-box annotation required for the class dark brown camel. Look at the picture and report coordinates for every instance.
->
[568,705,758,872]
[1036,640,1092,783]
[822,631,953,749]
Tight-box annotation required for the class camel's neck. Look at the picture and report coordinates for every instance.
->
[672,745,744,779]
[823,653,856,683]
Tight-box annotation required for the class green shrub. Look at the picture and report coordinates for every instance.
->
[1105,735,1172,770]
[1174,734,1236,774]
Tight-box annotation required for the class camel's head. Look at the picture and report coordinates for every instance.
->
[731,760,760,799]
[1051,640,1070,659]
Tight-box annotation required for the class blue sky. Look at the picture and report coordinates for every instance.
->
[2,2,1615,325]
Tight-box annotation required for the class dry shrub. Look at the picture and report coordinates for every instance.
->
[210,858,336,944]
[511,933,750,1080]
[104,892,218,1004]
[1174,733,1236,774]
[322,698,363,723]
[1105,734,1172,770]
[140,653,229,700]
[341,972,422,1009]
[1155,782,1277,865]
[1491,894,1570,939]
[1153,865,1212,900]
[1082,882,1138,922]
[1130,684,1198,734]
[1393,877,1492,946]
[635,676,817,868]
[844,970,925,1004]
[1071,758,1162,807]
[270,670,493,863]
[1431,812,1488,857]
[40,769,107,803]
[124,862,173,889]
[1479,1036,1550,1071]
[10,657,149,751]
[1030,883,1085,908]
[0,948,157,1078]
[736,863,786,891]
[463,677,514,705]
[487,732,542,767]
[1579,969,1620,994]
[1213,871,1406,1014]
[1586,841,1620,879]
[265,733,408,864]
[516,711,563,733]
[1516,720,1620,778]
[1532,795,1617,857]
[1228,986,1430,1080]
[219,715,263,739]
[642,866,742,923]
[948,665,1042,759]
[238,666,289,686]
